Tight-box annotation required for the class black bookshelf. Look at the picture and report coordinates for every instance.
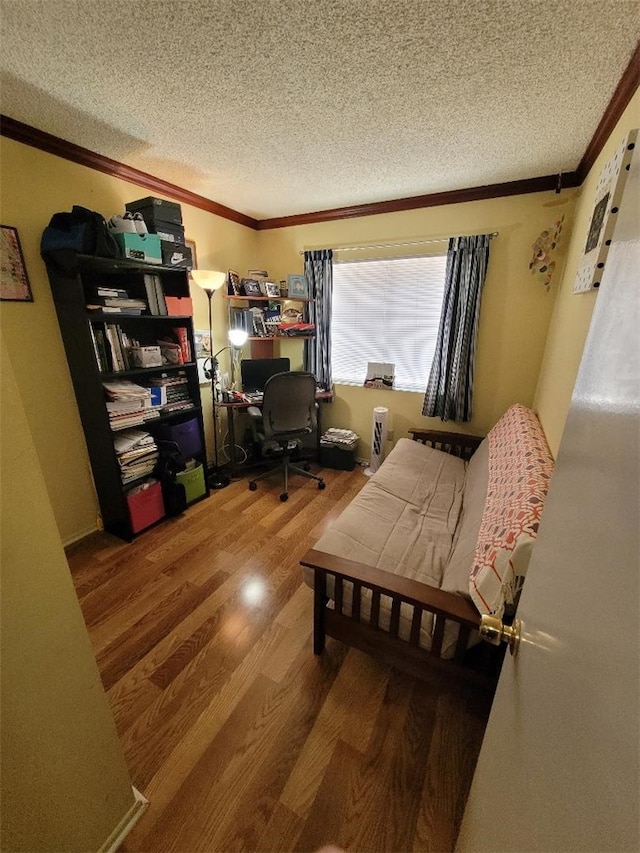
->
[45,254,209,540]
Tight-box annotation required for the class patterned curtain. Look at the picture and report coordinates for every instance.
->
[422,234,491,422]
[303,249,333,388]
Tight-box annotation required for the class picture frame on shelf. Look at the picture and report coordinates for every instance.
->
[251,311,268,337]
[228,269,241,295]
[1,225,33,302]
[264,281,281,298]
[241,278,262,297]
[287,273,309,299]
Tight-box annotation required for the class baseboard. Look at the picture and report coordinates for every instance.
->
[62,523,98,548]
[99,786,149,853]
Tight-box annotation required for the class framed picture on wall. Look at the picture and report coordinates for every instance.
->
[1,225,33,302]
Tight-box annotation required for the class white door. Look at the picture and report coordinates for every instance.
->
[457,155,640,852]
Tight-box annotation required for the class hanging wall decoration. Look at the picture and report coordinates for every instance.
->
[530,215,565,291]
[1,225,33,301]
[573,128,637,294]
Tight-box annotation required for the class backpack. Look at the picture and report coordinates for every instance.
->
[40,205,121,275]
[155,440,188,517]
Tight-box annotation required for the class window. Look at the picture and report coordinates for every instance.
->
[331,255,447,392]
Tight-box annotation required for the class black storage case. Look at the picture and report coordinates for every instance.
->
[319,444,358,471]
[126,196,183,225]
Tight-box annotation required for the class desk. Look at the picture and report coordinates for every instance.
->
[218,391,333,477]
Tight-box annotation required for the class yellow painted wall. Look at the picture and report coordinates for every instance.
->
[0,136,258,544]
[534,89,640,456]
[1,330,136,851]
[2,89,637,540]
[257,190,576,459]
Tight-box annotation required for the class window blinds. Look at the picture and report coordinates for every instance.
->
[331,255,447,392]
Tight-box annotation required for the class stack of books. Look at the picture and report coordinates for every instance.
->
[93,324,136,372]
[86,285,147,315]
[142,371,193,413]
[103,379,158,430]
[113,429,159,484]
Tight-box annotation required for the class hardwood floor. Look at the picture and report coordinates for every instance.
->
[67,464,492,852]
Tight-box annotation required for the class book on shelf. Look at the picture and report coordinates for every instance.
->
[155,278,168,316]
[104,325,124,371]
[174,326,191,362]
[86,305,144,314]
[113,429,156,454]
[86,285,129,299]
[101,298,147,310]
[104,324,135,371]
[144,275,159,315]
[143,274,168,316]
[89,324,104,372]
[103,379,152,402]
[113,432,158,477]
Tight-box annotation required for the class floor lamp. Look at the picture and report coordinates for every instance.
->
[192,269,230,489]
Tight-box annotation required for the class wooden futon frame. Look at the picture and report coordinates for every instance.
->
[301,429,503,692]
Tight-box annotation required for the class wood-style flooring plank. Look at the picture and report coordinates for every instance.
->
[65,465,490,853]
[280,648,391,820]
[412,691,491,852]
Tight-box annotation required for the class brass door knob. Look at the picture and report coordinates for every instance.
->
[479,614,522,656]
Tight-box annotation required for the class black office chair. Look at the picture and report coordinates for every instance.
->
[247,371,326,502]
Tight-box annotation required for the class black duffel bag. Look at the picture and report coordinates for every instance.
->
[40,205,120,274]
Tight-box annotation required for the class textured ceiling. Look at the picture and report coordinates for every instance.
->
[1,0,639,220]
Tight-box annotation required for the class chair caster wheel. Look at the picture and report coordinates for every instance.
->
[280,492,289,502]
[318,480,326,490]
[249,482,257,491]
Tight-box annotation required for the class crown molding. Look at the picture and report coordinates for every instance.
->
[255,174,581,230]
[0,115,258,230]
[575,41,640,184]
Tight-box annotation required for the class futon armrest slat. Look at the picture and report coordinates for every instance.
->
[301,548,481,628]
[408,428,483,460]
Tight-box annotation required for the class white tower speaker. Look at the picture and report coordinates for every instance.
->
[364,406,389,477]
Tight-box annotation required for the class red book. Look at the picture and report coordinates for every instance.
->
[174,327,191,363]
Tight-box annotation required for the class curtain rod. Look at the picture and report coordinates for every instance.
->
[299,232,498,254]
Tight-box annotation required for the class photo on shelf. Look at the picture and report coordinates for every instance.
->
[251,311,268,337]
[228,269,241,295]
[264,281,281,298]
[241,278,262,296]
[287,273,309,299]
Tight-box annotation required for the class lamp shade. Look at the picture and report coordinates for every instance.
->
[191,269,227,293]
